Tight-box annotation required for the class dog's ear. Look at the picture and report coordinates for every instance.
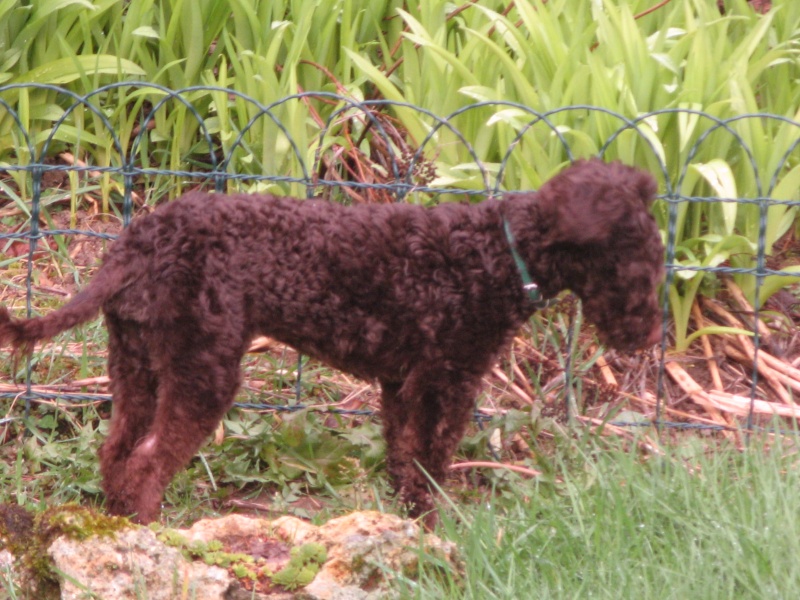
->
[633,169,658,208]
[541,161,657,246]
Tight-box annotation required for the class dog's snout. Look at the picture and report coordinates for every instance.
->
[645,320,662,347]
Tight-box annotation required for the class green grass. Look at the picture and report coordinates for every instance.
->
[3,389,800,597]
[409,435,800,599]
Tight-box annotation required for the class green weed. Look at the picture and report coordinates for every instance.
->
[410,434,800,599]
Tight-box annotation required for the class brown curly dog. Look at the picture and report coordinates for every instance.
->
[1,159,664,525]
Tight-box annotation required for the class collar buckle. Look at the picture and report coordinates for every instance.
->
[503,218,551,309]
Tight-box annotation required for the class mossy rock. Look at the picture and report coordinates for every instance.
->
[0,503,130,597]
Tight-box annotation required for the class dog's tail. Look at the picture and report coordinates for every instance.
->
[0,269,118,355]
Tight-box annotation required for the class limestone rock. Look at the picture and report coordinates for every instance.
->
[48,526,231,600]
[2,507,460,599]
[183,511,460,599]
[302,511,460,599]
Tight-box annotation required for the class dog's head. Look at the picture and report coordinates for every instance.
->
[538,159,665,352]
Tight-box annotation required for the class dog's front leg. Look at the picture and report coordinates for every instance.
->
[380,371,481,528]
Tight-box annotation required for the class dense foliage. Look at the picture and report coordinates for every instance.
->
[2,1,799,330]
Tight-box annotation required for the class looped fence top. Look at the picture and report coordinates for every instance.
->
[1,83,799,433]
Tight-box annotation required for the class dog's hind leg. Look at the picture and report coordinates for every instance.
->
[99,315,160,517]
[380,370,481,527]
[102,326,244,523]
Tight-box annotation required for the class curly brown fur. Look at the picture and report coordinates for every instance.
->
[0,159,664,526]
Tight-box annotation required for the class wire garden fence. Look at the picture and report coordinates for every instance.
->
[1,83,799,436]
